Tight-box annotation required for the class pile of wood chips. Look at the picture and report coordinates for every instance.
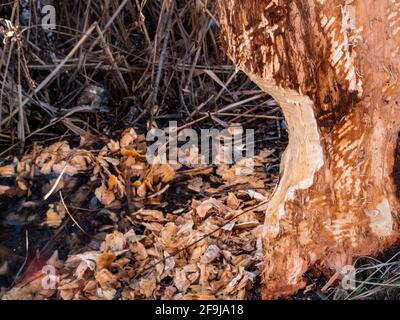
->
[1,128,279,300]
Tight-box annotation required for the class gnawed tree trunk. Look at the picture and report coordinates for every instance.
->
[216,0,400,298]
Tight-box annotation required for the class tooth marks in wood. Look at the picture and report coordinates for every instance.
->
[394,132,400,199]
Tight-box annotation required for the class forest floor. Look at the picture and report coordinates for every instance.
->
[0,0,400,300]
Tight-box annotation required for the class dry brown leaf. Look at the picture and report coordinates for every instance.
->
[108,175,118,191]
[16,159,28,174]
[74,258,96,280]
[187,177,204,193]
[0,164,15,177]
[107,139,120,152]
[174,269,191,293]
[132,241,148,260]
[181,292,217,300]
[2,286,34,300]
[59,289,77,300]
[141,222,163,233]
[95,269,117,288]
[96,252,116,271]
[121,148,145,159]
[195,201,213,218]
[227,192,240,209]
[0,185,10,195]
[45,204,65,228]
[101,231,126,252]
[115,177,126,198]
[121,156,146,176]
[58,279,82,291]
[70,154,89,171]
[96,287,116,300]
[247,190,268,202]
[223,268,245,295]
[160,223,189,250]
[235,221,260,230]
[139,276,156,298]
[124,229,146,242]
[221,221,235,231]
[65,251,99,268]
[120,128,138,147]
[45,208,62,228]
[162,252,175,277]
[134,209,165,222]
[17,178,28,191]
[160,164,175,183]
[83,280,98,292]
[95,183,115,205]
[103,157,120,166]
[162,286,177,300]
[53,161,78,176]
[200,245,220,264]
[136,182,147,198]
[190,246,207,262]
[150,164,175,183]
[194,198,226,218]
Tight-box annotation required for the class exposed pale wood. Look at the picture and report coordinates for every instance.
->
[216,0,400,298]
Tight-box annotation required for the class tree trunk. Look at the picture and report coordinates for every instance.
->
[216,0,400,298]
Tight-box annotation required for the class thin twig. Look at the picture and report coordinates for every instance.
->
[59,191,88,235]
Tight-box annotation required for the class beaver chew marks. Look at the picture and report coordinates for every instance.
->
[395,132,400,199]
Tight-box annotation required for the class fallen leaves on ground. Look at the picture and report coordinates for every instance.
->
[0,128,279,300]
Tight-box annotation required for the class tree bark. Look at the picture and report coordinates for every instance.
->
[216,0,400,298]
